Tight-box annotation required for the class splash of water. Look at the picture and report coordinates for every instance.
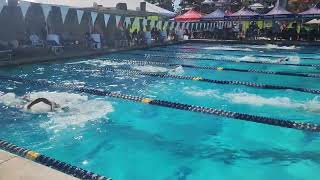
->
[184,88,320,113]
[204,46,252,51]
[0,91,114,129]
[132,65,169,73]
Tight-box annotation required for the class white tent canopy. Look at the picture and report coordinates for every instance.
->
[22,0,175,17]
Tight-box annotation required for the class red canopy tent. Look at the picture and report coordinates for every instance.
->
[175,10,202,22]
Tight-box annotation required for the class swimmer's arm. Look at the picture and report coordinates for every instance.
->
[27,98,53,110]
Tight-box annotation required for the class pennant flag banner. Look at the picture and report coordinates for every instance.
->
[163,21,168,30]
[0,0,6,14]
[124,17,131,28]
[176,22,180,30]
[41,4,52,21]
[131,17,139,31]
[60,6,69,24]
[90,12,98,26]
[171,22,175,30]
[181,22,185,29]
[142,18,147,27]
[150,20,155,29]
[104,14,110,28]
[76,10,84,24]
[19,1,30,19]
[115,15,121,27]
[185,23,189,29]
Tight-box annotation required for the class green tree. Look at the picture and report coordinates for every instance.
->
[145,0,175,12]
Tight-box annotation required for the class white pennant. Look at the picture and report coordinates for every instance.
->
[90,12,98,26]
[41,4,51,21]
[125,17,131,28]
[0,0,6,14]
[157,20,162,29]
[19,1,30,19]
[175,22,180,30]
[104,14,110,28]
[142,18,147,26]
[115,15,121,27]
[76,10,84,24]
[181,22,185,29]
[163,21,168,30]
[150,20,155,28]
[60,6,69,24]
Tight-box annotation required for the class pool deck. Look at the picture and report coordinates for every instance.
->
[188,39,320,46]
[0,150,79,180]
[0,41,186,67]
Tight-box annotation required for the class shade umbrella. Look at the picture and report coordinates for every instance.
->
[226,7,259,20]
[263,0,293,20]
[305,19,320,24]
[175,9,202,22]
[299,4,320,18]
[202,9,225,21]
[249,3,264,10]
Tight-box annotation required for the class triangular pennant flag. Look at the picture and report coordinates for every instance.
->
[154,21,159,29]
[150,20,155,29]
[90,12,98,26]
[76,10,84,24]
[132,17,139,30]
[104,14,110,28]
[41,4,51,21]
[125,17,131,28]
[19,1,30,19]
[163,21,168,30]
[0,0,6,14]
[60,6,69,24]
[176,22,180,30]
[115,15,121,27]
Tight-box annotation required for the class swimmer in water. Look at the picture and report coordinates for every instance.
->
[26,98,60,112]
[0,92,67,112]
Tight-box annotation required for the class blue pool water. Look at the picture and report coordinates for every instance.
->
[1,43,320,179]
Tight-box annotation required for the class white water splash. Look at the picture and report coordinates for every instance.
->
[204,46,253,51]
[261,44,297,50]
[132,65,169,73]
[183,87,320,113]
[0,91,114,129]
[168,66,185,75]
[238,55,300,64]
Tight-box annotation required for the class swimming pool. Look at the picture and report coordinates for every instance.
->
[1,43,320,179]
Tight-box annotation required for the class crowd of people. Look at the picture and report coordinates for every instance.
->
[190,21,320,41]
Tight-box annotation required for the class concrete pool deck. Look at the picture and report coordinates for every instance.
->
[0,150,79,180]
[0,41,186,67]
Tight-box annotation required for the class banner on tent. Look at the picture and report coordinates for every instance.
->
[19,1,30,19]
[60,6,69,24]
[104,14,110,28]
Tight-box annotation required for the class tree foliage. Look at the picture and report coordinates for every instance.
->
[145,0,175,11]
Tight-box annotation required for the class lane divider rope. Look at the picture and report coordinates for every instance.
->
[123,53,320,68]
[0,140,111,180]
[100,59,320,79]
[147,48,320,61]
[0,75,319,132]
[68,65,320,95]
